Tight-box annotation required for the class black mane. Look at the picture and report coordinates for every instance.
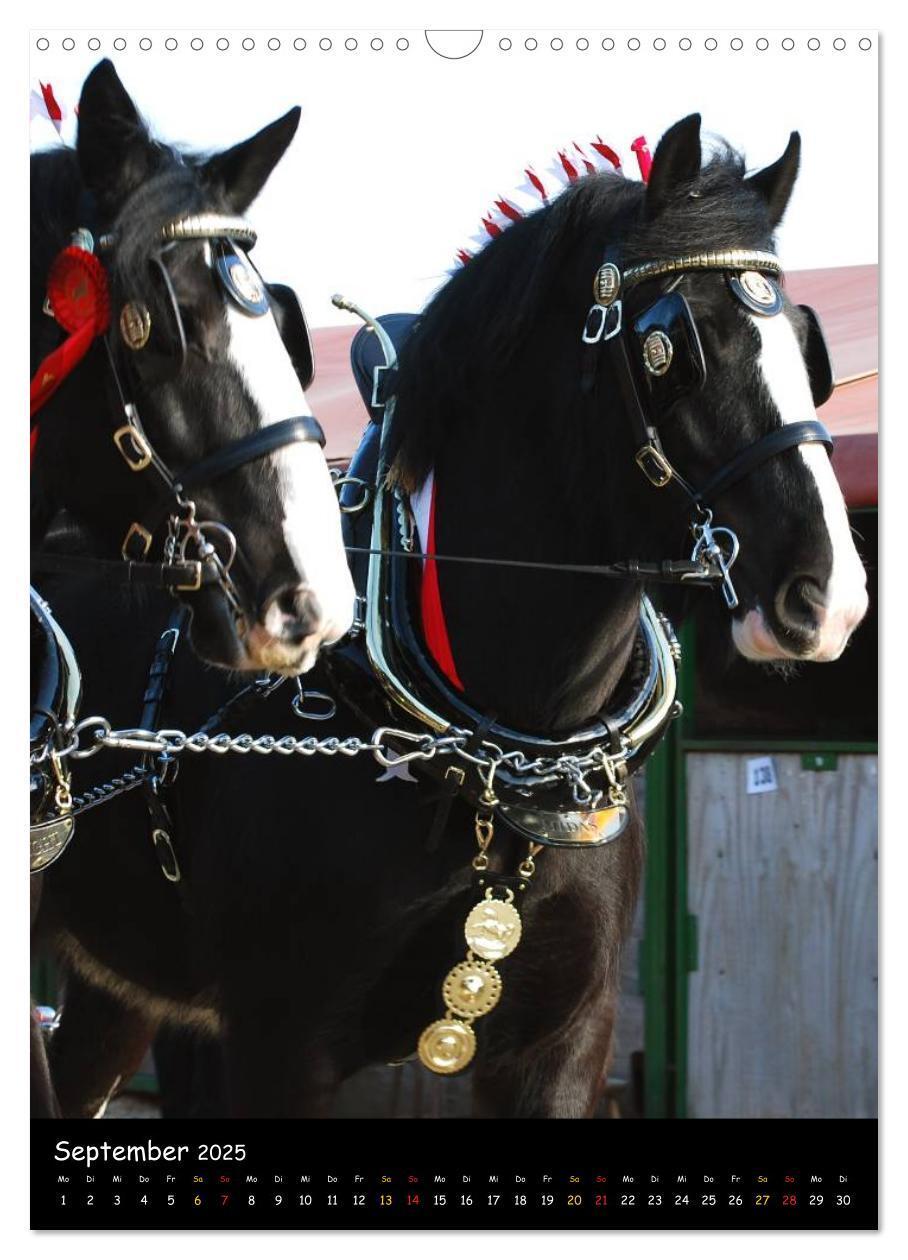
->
[389,144,774,490]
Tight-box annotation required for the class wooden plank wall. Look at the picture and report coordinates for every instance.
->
[686,753,877,1119]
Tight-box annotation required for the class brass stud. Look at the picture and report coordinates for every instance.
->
[642,329,673,376]
[120,302,151,350]
[593,262,621,307]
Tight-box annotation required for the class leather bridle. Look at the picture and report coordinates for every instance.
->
[32,213,326,611]
[580,247,834,608]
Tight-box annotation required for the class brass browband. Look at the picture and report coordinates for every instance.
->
[622,249,782,288]
[98,214,258,253]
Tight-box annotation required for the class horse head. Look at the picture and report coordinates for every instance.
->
[616,115,868,663]
[31,59,355,674]
[390,113,867,714]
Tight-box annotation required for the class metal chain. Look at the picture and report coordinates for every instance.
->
[36,705,627,816]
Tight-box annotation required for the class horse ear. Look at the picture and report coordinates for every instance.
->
[645,114,702,217]
[76,59,157,212]
[745,132,801,227]
[201,108,302,213]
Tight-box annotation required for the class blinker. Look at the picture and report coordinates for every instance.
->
[632,292,706,411]
[798,304,835,407]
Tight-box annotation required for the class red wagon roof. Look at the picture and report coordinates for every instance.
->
[310,264,878,508]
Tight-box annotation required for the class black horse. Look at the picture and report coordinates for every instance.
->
[31,59,354,668]
[30,60,355,1114]
[36,114,868,1118]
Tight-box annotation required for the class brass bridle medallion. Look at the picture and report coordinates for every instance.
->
[120,301,152,350]
[739,269,778,308]
[418,1018,477,1074]
[442,958,503,1019]
[594,262,621,306]
[642,329,673,377]
[229,259,265,306]
[464,890,523,961]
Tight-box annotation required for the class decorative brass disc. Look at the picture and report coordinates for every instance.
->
[642,329,673,376]
[229,259,264,305]
[30,814,75,872]
[442,959,503,1019]
[739,270,777,308]
[418,1018,476,1075]
[120,301,152,350]
[594,262,621,307]
[464,896,522,961]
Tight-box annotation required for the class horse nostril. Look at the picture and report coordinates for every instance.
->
[775,573,826,638]
[261,584,322,645]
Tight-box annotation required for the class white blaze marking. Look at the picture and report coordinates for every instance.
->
[736,312,867,661]
[225,303,355,643]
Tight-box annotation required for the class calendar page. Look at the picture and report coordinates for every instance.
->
[28,13,879,1234]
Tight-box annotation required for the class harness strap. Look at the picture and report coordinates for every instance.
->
[693,420,833,505]
[31,551,221,592]
[424,711,497,853]
[175,415,325,491]
[123,415,327,560]
[140,609,189,892]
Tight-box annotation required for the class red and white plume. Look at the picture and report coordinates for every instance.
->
[456,133,650,268]
[30,82,67,136]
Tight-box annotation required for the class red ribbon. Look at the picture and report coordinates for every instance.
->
[420,478,464,692]
[30,247,110,461]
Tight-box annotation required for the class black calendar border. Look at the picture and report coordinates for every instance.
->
[31,1116,878,1230]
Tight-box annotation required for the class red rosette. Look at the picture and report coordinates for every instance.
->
[46,246,110,335]
[30,247,111,433]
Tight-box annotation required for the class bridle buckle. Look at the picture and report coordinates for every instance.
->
[635,444,673,488]
[122,521,153,561]
[582,301,622,344]
[113,422,153,472]
[173,561,203,592]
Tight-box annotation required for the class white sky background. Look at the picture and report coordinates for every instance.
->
[30,30,877,329]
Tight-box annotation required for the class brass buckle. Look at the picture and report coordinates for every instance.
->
[122,521,153,560]
[173,561,203,592]
[112,424,153,472]
[635,444,674,488]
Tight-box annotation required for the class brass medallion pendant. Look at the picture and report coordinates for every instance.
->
[442,957,503,1019]
[418,1019,477,1075]
[464,893,522,961]
[417,784,543,1076]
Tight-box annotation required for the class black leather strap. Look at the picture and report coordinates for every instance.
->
[694,420,833,506]
[31,551,221,590]
[174,415,325,492]
[129,414,328,558]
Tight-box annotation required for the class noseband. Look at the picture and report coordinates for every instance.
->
[581,247,834,608]
[33,214,325,612]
